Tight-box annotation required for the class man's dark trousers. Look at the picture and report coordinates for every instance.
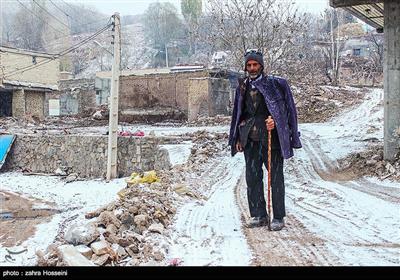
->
[244,139,285,219]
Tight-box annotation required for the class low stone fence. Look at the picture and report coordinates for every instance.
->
[4,135,171,178]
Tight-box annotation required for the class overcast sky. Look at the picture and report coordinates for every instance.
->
[64,0,329,16]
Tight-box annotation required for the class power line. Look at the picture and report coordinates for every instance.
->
[32,0,70,29]
[49,0,70,18]
[4,24,111,78]
[59,0,78,13]
[44,17,112,50]
[15,0,69,36]
[59,0,102,18]
[3,21,112,78]
[49,0,91,28]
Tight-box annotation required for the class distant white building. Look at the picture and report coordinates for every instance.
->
[339,34,384,58]
[211,51,229,66]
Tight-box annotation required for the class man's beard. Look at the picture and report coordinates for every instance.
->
[248,69,262,79]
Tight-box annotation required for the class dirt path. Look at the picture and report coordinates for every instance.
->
[0,191,58,247]
[236,172,340,266]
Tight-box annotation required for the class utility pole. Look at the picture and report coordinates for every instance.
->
[106,13,121,181]
[165,43,169,68]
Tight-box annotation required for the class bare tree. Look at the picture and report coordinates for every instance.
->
[181,0,202,56]
[313,8,347,85]
[143,2,184,67]
[203,0,308,75]
[12,0,50,51]
[366,31,384,73]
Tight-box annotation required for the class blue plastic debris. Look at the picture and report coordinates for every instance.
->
[0,134,15,170]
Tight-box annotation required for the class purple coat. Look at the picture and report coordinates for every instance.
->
[228,75,302,159]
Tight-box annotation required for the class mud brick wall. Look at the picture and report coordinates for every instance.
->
[188,78,209,121]
[12,89,26,117]
[208,78,230,116]
[0,50,59,86]
[187,78,230,121]
[5,135,171,179]
[12,89,46,119]
[25,90,45,119]
[118,71,207,113]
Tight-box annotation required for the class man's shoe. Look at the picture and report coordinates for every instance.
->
[247,216,268,228]
[270,218,285,231]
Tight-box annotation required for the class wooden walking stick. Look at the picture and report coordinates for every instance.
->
[267,116,273,231]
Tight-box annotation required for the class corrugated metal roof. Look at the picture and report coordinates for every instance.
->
[330,1,384,30]
[348,3,384,28]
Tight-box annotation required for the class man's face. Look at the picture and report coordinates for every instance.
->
[246,60,262,79]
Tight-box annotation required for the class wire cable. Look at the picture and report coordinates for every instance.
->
[15,0,69,36]
[49,0,71,18]
[32,0,70,29]
[44,16,112,50]
[3,21,112,78]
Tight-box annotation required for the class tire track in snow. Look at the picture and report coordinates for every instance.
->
[168,155,252,266]
[285,89,400,265]
[236,167,338,266]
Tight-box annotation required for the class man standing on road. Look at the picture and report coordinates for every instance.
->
[228,49,302,230]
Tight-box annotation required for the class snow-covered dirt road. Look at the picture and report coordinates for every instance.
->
[166,87,399,266]
[167,155,252,266]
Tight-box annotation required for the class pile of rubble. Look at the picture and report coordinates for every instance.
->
[292,84,367,123]
[37,177,178,266]
[91,104,109,120]
[184,130,229,165]
[337,145,400,181]
[36,131,230,266]
[187,115,231,126]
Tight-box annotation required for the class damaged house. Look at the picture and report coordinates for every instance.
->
[47,76,97,116]
[0,46,60,119]
[95,67,239,122]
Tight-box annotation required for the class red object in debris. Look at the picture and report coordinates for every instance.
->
[169,258,183,266]
[132,130,144,137]
[118,130,145,137]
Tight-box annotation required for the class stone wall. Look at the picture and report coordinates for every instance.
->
[5,135,171,179]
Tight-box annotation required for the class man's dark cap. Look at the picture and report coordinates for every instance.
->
[244,49,264,70]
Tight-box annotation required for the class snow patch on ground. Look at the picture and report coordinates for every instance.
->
[67,125,229,137]
[286,88,400,265]
[160,141,193,166]
[0,173,126,266]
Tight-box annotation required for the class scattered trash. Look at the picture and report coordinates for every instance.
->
[0,211,13,220]
[6,248,28,255]
[118,130,145,137]
[169,258,183,266]
[126,170,160,186]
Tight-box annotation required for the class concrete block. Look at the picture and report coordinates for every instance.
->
[57,245,95,266]
[91,240,111,255]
